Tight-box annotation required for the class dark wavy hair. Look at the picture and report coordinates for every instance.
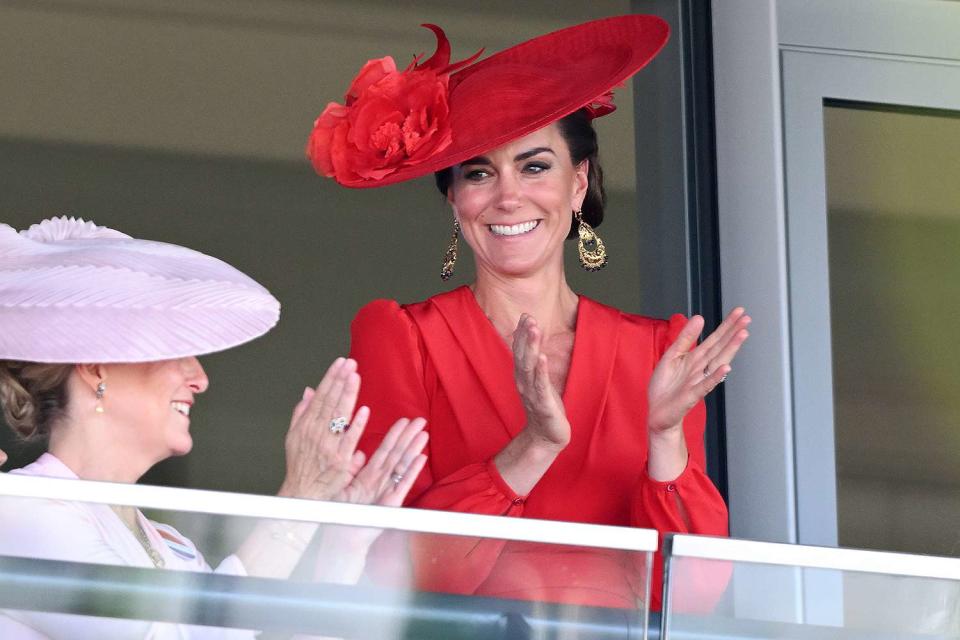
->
[434,108,605,239]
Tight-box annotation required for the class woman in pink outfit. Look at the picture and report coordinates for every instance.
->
[0,217,428,639]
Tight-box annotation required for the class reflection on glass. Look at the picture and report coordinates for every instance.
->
[825,102,960,557]
[0,493,653,638]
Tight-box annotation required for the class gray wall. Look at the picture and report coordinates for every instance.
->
[0,1,657,496]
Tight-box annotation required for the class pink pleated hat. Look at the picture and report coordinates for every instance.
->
[0,217,280,363]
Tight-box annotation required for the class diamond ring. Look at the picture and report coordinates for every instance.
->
[329,416,348,434]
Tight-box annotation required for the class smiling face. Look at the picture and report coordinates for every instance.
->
[446,123,588,278]
[100,357,209,461]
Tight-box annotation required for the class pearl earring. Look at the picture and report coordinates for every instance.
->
[95,381,106,414]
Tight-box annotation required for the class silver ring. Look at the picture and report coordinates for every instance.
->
[703,367,711,379]
[328,416,348,434]
[390,471,404,485]
[719,374,728,383]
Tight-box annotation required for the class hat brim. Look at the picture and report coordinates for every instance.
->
[0,219,280,364]
[341,15,668,189]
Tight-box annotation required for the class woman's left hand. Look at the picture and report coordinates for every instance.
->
[647,308,751,436]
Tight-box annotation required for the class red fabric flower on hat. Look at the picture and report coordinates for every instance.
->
[307,25,482,185]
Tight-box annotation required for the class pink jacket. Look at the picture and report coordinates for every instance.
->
[0,453,252,639]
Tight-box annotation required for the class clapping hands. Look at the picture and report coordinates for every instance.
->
[493,314,573,496]
[512,314,570,450]
[280,357,427,506]
[647,308,750,436]
[503,308,748,488]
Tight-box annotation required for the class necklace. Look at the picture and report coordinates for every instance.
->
[112,506,165,568]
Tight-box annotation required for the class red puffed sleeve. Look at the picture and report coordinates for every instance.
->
[632,314,730,612]
[350,300,521,593]
[350,299,433,503]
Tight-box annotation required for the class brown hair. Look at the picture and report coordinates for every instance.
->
[434,108,606,239]
[0,361,73,440]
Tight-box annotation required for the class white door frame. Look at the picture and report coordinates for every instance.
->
[783,48,960,546]
[713,0,960,545]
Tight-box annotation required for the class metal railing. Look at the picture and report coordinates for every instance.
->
[0,473,658,552]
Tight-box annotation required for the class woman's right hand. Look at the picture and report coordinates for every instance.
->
[313,418,429,577]
[495,314,570,496]
[335,417,428,506]
[512,314,570,448]
[246,358,427,584]
[315,418,427,584]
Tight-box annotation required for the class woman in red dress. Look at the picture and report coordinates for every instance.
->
[307,16,750,610]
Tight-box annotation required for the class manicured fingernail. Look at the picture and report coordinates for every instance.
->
[302,387,311,401]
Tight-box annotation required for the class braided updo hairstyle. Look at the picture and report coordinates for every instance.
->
[0,361,73,441]
[434,107,606,239]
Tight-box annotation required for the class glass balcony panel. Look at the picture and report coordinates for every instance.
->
[0,475,655,639]
[662,534,960,639]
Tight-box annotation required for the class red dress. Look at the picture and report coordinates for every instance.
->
[350,286,728,610]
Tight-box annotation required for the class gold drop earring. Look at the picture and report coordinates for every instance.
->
[440,218,460,281]
[575,210,607,271]
[95,381,106,414]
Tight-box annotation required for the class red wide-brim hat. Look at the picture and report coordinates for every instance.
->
[307,15,669,188]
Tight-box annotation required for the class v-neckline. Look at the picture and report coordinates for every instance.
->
[417,286,622,443]
[461,285,584,404]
